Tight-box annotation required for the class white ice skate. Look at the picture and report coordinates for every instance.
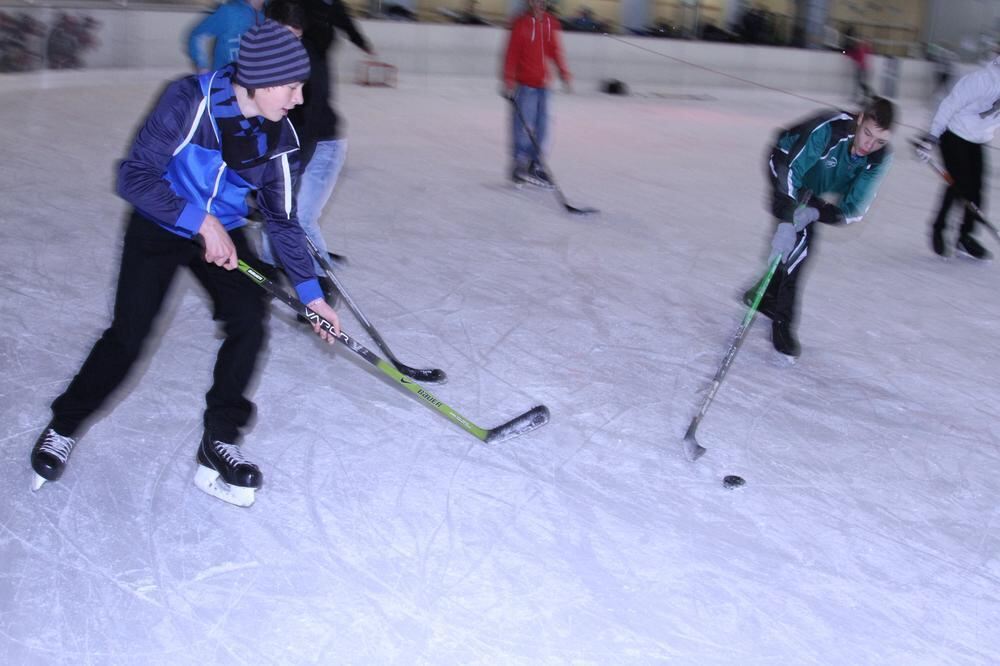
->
[194,465,257,507]
[194,435,262,507]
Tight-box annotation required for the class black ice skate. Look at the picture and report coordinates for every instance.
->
[529,163,556,190]
[195,432,262,507]
[511,165,549,189]
[956,235,992,261]
[931,227,948,258]
[30,425,77,491]
[771,319,801,360]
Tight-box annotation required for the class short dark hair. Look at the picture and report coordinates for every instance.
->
[862,96,895,131]
[266,0,306,32]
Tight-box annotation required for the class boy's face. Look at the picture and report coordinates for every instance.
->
[852,115,891,157]
[254,82,305,122]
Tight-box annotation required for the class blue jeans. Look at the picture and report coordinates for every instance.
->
[261,138,348,275]
[512,85,548,168]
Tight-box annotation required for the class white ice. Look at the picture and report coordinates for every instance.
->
[1,68,998,664]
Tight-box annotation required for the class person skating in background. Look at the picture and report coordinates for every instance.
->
[501,0,571,189]
[844,27,871,104]
[261,0,374,294]
[915,52,1000,261]
[30,20,339,507]
[187,0,265,73]
[749,96,895,359]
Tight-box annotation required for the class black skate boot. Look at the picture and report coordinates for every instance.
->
[956,235,992,261]
[194,432,262,507]
[530,162,555,190]
[772,319,801,360]
[511,164,532,188]
[931,227,947,258]
[30,424,77,491]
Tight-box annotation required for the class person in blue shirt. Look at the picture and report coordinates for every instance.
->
[187,0,266,73]
[30,20,339,507]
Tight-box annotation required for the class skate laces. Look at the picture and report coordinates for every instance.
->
[213,441,250,467]
[39,430,76,462]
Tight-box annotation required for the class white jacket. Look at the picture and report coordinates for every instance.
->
[930,56,1000,143]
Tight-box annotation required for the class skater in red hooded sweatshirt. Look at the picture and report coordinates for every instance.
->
[501,0,572,188]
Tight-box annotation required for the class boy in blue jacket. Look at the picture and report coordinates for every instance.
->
[30,20,339,507]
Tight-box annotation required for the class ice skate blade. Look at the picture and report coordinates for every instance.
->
[956,250,992,263]
[31,473,47,492]
[772,351,798,366]
[194,465,256,507]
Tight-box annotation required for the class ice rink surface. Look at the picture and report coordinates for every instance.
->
[1,67,998,664]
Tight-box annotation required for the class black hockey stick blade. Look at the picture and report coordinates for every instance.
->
[391,363,447,384]
[305,237,448,384]
[484,405,550,444]
[682,421,707,461]
[327,252,349,267]
[564,201,600,216]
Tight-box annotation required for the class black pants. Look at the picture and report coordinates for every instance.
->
[764,169,818,326]
[50,210,269,443]
[757,222,815,326]
[933,130,985,238]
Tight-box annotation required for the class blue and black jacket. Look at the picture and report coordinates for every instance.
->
[117,65,321,305]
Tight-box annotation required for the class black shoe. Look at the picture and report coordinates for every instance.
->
[772,319,801,358]
[195,432,261,506]
[530,163,555,190]
[743,288,779,321]
[31,425,77,489]
[932,228,946,257]
[512,165,547,188]
[956,235,992,261]
[197,432,262,490]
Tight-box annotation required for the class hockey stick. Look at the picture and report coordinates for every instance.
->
[509,96,598,215]
[238,260,549,443]
[304,236,447,384]
[912,139,1000,243]
[683,189,812,461]
[683,252,782,461]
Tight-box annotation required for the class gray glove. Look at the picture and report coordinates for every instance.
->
[770,222,798,263]
[792,206,820,231]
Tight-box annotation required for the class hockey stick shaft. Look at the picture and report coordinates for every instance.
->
[237,261,546,442]
[913,141,1000,242]
[683,253,781,461]
[510,96,597,215]
[304,236,446,383]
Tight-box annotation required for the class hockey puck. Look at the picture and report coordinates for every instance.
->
[722,475,745,489]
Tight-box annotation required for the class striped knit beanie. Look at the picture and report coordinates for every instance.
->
[235,19,310,89]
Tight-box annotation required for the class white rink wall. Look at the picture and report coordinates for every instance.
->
[2,4,942,98]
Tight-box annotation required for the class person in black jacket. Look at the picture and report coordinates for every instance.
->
[261,0,374,280]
